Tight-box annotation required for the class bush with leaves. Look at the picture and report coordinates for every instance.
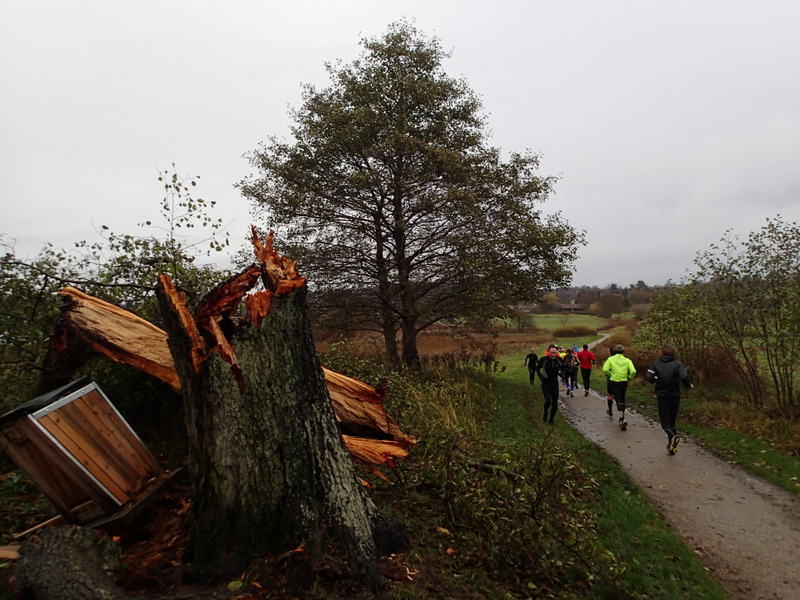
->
[321,343,619,595]
[0,241,86,410]
[552,325,598,338]
[0,167,230,416]
[638,216,800,408]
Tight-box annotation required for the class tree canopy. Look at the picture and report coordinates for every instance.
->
[240,21,584,365]
[636,216,800,408]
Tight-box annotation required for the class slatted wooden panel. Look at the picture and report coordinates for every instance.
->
[34,389,162,505]
[0,419,86,515]
[0,418,117,519]
[74,389,161,474]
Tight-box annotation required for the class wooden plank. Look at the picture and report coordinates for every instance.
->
[0,420,88,516]
[0,439,77,515]
[51,399,143,489]
[79,390,161,474]
[59,394,153,485]
[13,418,119,514]
[0,546,20,560]
[88,467,184,531]
[38,407,132,497]
[37,411,130,502]
[11,500,97,540]
[11,515,63,541]
[37,412,130,503]
[76,391,152,471]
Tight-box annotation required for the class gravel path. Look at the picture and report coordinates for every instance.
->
[560,388,800,600]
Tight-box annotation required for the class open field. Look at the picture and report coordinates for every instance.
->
[325,313,616,360]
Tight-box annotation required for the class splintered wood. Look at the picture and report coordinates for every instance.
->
[52,287,180,390]
[51,229,415,467]
[249,226,304,295]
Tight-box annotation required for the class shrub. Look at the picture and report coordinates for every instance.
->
[594,331,631,358]
[684,345,741,386]
[402,435,608,588]
[321,342,614,595]
[551,325,598,338]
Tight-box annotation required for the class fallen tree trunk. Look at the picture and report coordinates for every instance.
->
[46,286,414,466]
[13,526,128,600]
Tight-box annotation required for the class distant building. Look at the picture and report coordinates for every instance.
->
[559,304,585,313]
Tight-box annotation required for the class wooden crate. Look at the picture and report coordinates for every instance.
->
[0,377,165,526]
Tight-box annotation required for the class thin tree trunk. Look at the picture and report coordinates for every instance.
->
[400,316,420,368]
[381,311,399,363]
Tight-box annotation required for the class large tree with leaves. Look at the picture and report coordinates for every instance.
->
[692,216,800,409]
[240,21,584,366]
[637,216,800,409]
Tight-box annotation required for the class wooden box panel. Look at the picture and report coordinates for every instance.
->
[0,379,164,524]
[35,389,161,504]
[0,419,89,516]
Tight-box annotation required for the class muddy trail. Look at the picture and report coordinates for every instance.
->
[558,386,800,600]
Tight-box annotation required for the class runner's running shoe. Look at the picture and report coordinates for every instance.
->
[670,435,682,454]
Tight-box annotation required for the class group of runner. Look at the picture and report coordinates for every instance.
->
[525,342,693,455]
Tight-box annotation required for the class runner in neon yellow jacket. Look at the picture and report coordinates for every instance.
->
[602,345,637,430]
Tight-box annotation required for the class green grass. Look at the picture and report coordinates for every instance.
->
[683,425,800,490]
[562,430,729,599]
[527,314,608,332]
[0,463,57,541]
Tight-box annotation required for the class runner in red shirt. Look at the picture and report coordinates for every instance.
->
[576,344,596,397]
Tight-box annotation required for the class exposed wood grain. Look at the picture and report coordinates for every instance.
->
[47,229,414,468]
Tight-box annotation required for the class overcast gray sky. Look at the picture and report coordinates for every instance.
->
[3,0,799,288]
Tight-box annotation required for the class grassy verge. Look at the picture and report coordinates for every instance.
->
[340,343,729,599]
[494,350,730,599]
[522,314,608,332]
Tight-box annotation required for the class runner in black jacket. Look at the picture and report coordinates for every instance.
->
[524,348,538,384]
[645,344,693,455]
[537,344,564,424]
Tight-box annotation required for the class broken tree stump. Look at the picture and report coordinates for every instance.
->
[153,228,406,586]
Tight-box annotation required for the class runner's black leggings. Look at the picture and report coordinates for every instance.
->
[581,368,592,391]
[541,383,559,422]
[565,368,578,390]
[609,380,629,416]
[657,395,680,441]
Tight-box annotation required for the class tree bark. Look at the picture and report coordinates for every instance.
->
[400,314,421,369]
[155,230,406,587]
[14,526,128,600]
[381,311,399,364]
